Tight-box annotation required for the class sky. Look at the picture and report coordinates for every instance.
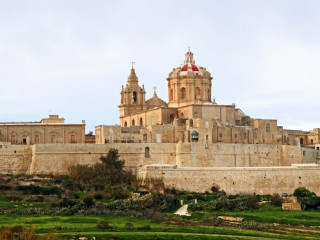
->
[0,0,319,132]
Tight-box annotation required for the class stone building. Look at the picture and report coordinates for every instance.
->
[0,115,85,145]
[96,50,308,147]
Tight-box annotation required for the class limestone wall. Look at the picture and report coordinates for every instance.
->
[29,143,176,174]
[0,142,32,174]
[139,164,320,195]
[176,143,303,168]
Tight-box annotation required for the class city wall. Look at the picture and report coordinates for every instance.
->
[176,143,306,167]
[138,164,320,195]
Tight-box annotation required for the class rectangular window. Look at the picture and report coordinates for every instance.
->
[262,134,265,140]
[302,151,305,156]
[23,138,27,144]
[156,134,161,143]
[219,133,222,138]
[70,135,76,143]
[206,134,208,140]
[272,134,274,140]
[235,134,238,138]
[243,133,247,139]
[11,136,16,144]
[143,134,147,142]
[205,122,209,128]
[0,145,2,148]
[109,136,113,143]
[254,132,257,139]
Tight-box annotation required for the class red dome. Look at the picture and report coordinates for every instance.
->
[181,64,199,71]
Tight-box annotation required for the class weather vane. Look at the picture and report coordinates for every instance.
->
[131,61,135,68]
[154,86,156,94]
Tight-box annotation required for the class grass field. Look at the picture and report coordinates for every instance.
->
[1,214,320,240]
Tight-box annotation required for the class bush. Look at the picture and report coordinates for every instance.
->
[239,221,267,231]
[3,195,24,202]
[200,216,222,226]
[211,184,220,193]
[82,196,95,208]
[125,222,134,230]
[24,195,45,202]
[111,190,131,200]
[294,187,317,199]
[270,193,282,207]
[137,224,151,230]
[16,185,41,194]
[97,220,114,230]
[41,186,62,196]
[0,185,12,190]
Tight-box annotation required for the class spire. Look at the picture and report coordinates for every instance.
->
[127,66,138,85]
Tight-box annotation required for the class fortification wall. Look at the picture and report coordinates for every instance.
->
[176,143,303,167]
[0,142,32,174]
[139,164,320,195]
[29,143,176,174]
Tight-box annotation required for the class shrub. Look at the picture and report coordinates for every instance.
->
[24,195,45,202]
[239,221,268,231]
[270,193,282,207]
[3,195,24,202]
[41,186,62,196]
[82,196,95,208]
[97,220,114,230]
[94,193,103,200]
[294,187,317,199]
[111,190,131,200]
[211,184,220,193]
[0,185,12,190]
[125,222,134,230]
[200,216,222,226]
[16,185,41,194]
[137,224,151,230]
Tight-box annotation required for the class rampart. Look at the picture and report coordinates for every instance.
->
[138,164,320,195]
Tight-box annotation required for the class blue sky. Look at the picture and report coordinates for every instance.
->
[1,1,319,132]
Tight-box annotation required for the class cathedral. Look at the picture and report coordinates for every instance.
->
[96,50,319,148]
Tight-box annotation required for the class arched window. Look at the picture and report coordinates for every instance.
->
[180,112,184,118]
[284,135,287,143]
[266,123,270,132]
[191,131,199,142]
[145,147,150,158]
[189,119,193,127]
[180,87,186,99]
[124,121,127,127]
[207,89,210,101]
[195,87,201,100]
[140,118,143,126]
[300,138,304,145]
[132,91,137,103]
[169,114,175,123]
[132,119,135,126]
[311,139,314,145]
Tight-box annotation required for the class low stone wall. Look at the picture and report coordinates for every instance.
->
[138,164,320,195]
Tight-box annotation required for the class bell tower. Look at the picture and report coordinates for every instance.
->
[119,66,146,125]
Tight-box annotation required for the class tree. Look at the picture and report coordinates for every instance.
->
[293,187,316,199]
[68,148,133,187]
